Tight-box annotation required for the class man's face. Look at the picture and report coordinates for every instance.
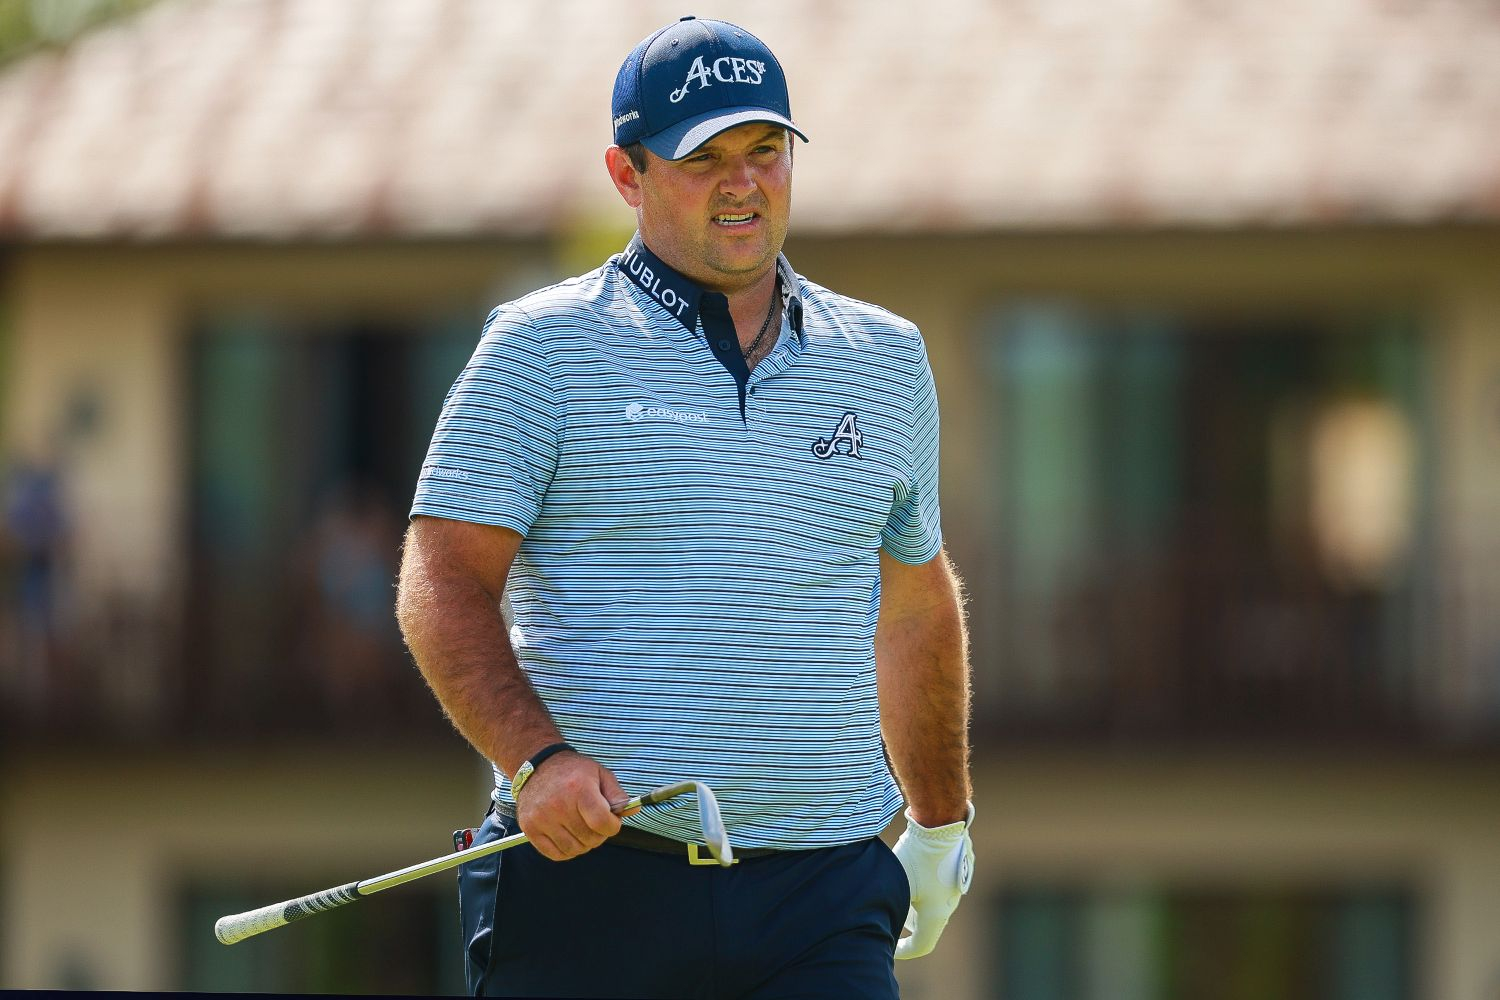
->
[624,123,793,292]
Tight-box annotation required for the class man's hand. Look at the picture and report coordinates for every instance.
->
[892,803,974,959]
[514,751,639,861]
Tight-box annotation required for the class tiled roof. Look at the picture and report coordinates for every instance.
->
[1,0,1497,239]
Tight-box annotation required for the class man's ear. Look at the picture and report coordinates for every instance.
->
[605,146,644,209]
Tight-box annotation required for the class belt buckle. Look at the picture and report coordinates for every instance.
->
[687,843,737,866]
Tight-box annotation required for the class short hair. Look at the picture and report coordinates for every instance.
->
[623,142,649,173]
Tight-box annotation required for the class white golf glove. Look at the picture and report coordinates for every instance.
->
[892,802,974,960]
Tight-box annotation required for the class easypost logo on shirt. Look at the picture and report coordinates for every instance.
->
[626,402,710,424]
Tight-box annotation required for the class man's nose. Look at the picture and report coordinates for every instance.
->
[719,157,757,200]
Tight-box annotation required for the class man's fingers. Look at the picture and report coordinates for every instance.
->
[529,831,567,862]
[577,790,624,839]
[600,771,641,818]
[532,822,596,861]
[895,909,947,960]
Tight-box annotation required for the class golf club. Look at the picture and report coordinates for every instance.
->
[214,779,731,945]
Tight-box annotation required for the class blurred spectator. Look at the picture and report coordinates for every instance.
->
[300,482,403,724]
[0,456,70,716]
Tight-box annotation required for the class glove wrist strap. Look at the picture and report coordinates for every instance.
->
[904,801,975,841]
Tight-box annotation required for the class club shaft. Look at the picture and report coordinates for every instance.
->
[215,785,681,945]
[356,785,678,893]
[358,826,533,895]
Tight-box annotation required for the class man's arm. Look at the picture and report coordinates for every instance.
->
[395,514,632,860]
[877,545,974,959]
[876,547,972,825]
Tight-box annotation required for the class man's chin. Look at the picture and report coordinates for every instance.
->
[705,245,778,281]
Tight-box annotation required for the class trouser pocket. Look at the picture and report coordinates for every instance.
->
[457,808,507,996]
[872,837,913,934]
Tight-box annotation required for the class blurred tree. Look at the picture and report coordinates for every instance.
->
[0,0,158,66]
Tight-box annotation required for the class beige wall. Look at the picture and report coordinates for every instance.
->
[0,746,489,990]
[4,749,1499,996]
[1432,281,1500,728]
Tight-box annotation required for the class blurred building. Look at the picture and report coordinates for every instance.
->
[2,0,1499,996]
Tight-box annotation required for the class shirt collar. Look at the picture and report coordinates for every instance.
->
[619,233,806,345]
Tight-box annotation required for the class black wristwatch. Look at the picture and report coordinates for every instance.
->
[510,742,575,799]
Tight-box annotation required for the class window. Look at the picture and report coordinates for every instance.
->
[981,303,1432,738]
[184,312,478,736]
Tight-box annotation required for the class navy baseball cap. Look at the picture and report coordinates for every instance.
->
[612,16,809,161]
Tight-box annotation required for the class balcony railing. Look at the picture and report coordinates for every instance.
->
[0,577,455,746]
[971,542,1500,747]
[2,550,1498,748]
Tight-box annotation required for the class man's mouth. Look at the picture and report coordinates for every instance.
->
[712,212,758,227]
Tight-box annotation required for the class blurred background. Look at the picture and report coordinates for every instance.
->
[1,0,1499,995]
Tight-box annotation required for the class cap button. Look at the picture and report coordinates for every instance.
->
[679,14,696,20]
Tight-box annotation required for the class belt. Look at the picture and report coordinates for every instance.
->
[609,824,782,862]
[491,802,782,863]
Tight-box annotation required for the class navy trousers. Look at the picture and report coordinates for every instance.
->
[457,808,909,999]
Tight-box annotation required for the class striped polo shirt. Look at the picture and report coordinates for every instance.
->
[411,236,942,849]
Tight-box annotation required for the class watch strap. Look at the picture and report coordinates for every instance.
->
[510,742,575,799]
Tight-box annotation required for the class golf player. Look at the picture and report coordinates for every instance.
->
[398,16,974,998]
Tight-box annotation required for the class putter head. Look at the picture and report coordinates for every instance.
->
[637,780,735,866]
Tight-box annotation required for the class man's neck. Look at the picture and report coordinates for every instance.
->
[721,268,780,349]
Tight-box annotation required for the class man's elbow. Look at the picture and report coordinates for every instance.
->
[394,576,421,640]
[394,532,433,639]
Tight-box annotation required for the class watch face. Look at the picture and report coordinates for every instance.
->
[512,761,534,796]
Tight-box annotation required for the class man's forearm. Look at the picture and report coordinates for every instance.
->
[396,563,560,777]
[876,561,972,827]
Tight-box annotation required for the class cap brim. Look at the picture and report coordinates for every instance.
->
[641,106,809,161]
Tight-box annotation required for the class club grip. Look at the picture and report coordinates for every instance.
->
[214,881,362,945]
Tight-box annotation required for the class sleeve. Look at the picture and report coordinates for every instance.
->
[409,305,561,535]
[880,327,944,564]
